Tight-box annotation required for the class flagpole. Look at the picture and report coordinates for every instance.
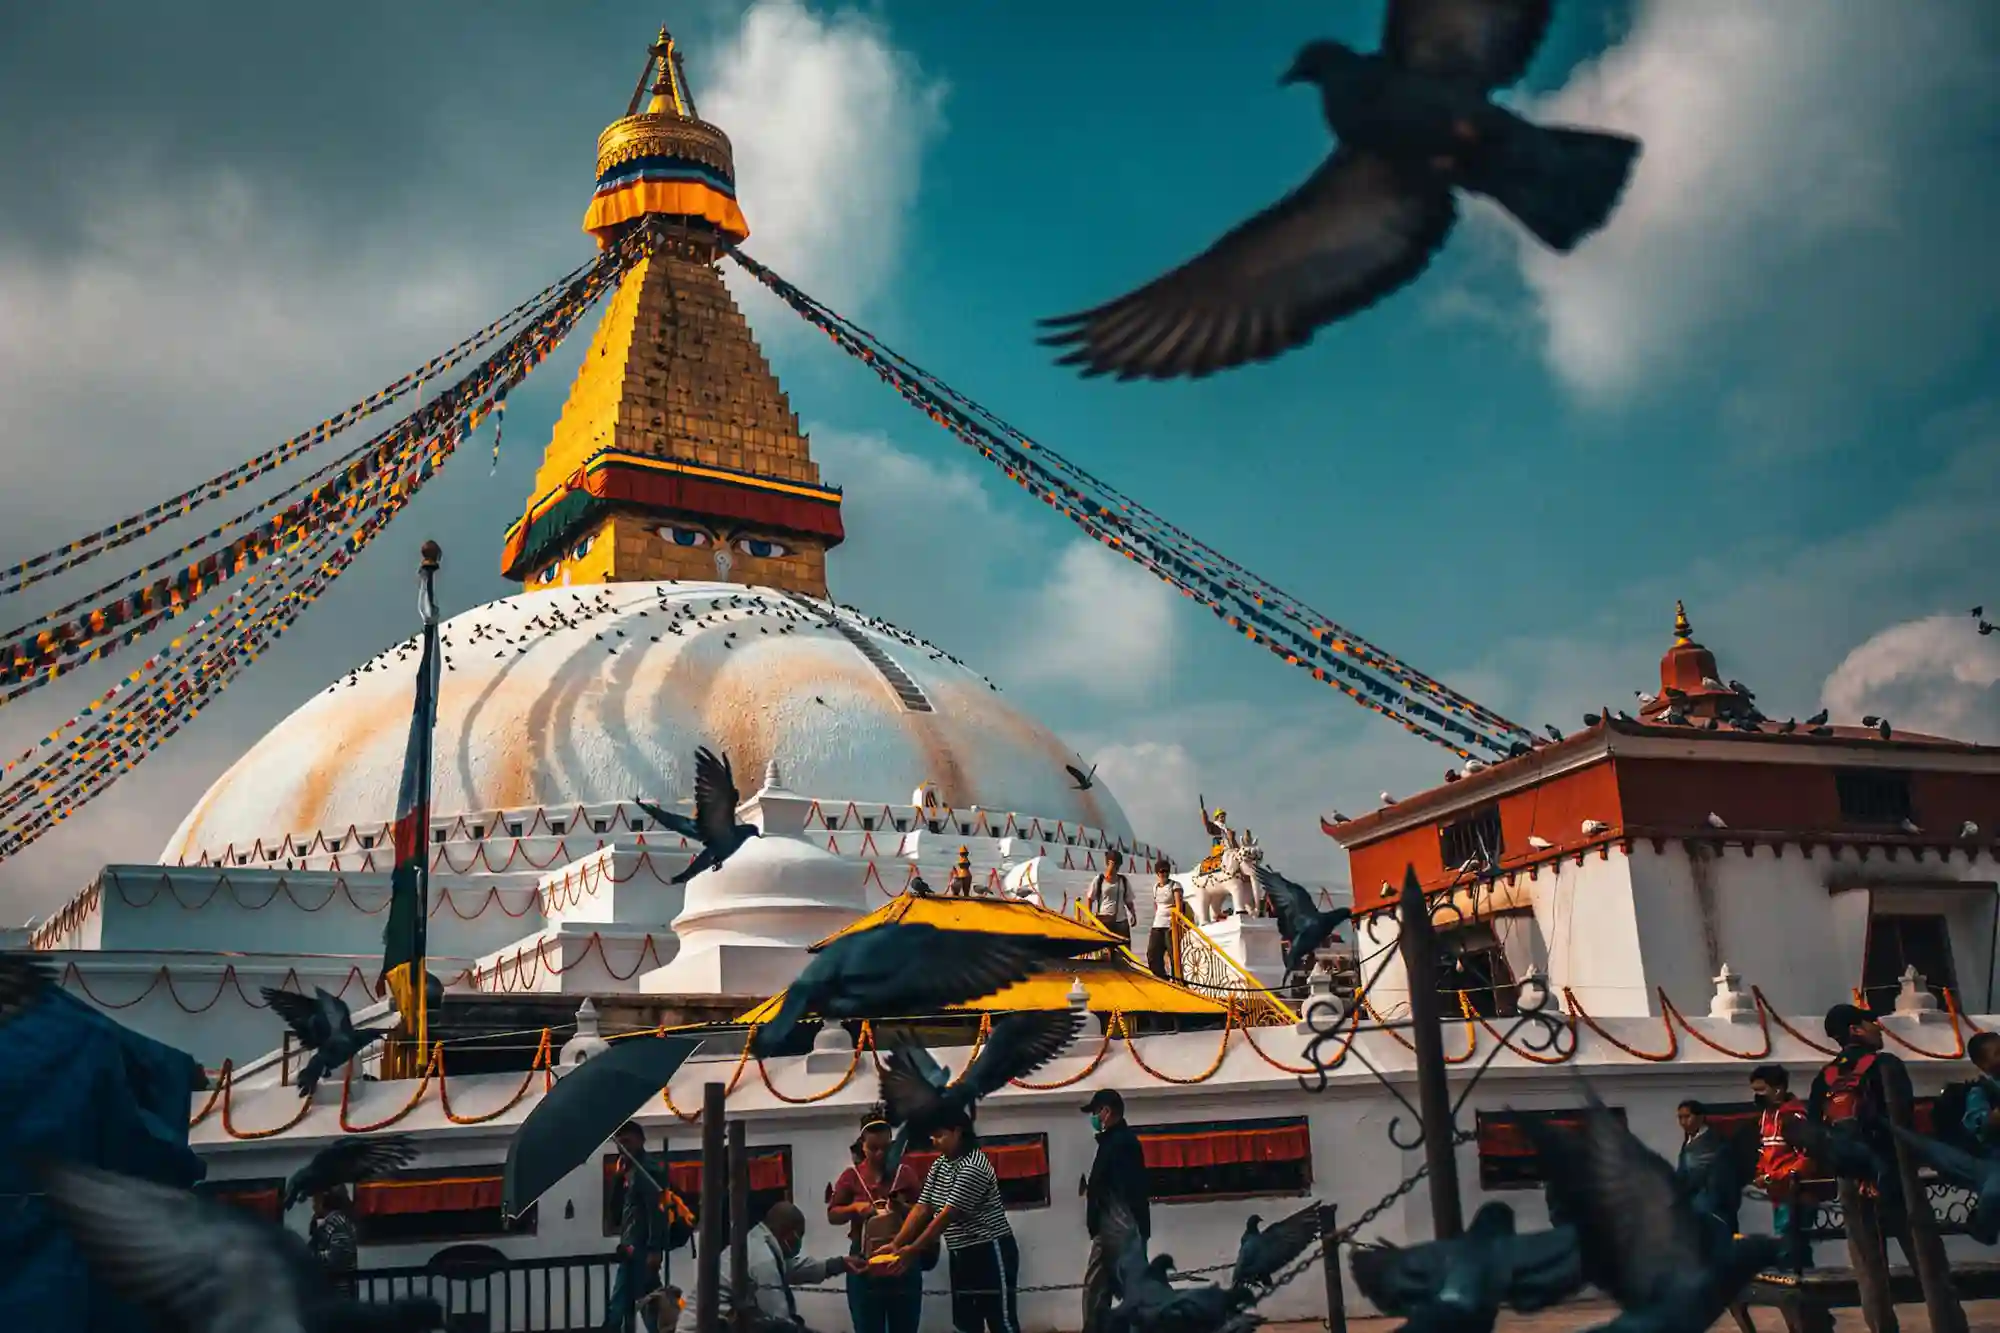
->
[415,540,442,1060]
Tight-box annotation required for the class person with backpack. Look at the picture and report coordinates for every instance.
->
[1749,1064,1813,1273]
[1807,1004,1918,1333]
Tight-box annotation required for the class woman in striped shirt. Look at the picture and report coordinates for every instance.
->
[880,1111,1018,1333]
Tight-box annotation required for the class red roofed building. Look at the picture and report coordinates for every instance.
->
[1322,603,2000,1021]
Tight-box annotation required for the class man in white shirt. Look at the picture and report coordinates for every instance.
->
[742,1201,859,1327]
[1146,858,1183,979]
[1088,849,1137,945]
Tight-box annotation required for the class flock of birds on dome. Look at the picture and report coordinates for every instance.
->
[324,584,1003,698]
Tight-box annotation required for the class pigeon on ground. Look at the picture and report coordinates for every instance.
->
[1523,1093,1780,1333]
[748,924,1100,1057]
[1,949,57,1013]
[1233,1205,1323,1293]
[878,1008,1084,1174]
[1038,0,1640,380]
[1804,708,1829,726]
[1101,1197,1258,1333]
[32,1158,445,1332]
[1348,1200,1584,1333]
[1256,865,1353,975]
[1066,761,1099,791]
[282,1134,419,1211]
[1891,1126,2000,1246]
[633,747,760,884]
[262,987,395,1098]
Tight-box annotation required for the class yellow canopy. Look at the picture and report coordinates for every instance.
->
[735,893,1230,1023]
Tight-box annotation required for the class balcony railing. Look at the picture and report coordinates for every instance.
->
[354,1251,620,1333]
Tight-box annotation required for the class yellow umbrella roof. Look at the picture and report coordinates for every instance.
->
[736,893,1230,1023]
[807,890,1123,951]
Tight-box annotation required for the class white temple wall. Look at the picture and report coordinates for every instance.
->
[85,866,546,962]
[1531,856,1654,1015]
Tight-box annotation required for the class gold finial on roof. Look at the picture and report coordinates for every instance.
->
[1673,599,1692,645]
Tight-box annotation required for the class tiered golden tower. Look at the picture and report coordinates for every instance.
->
[501,29,843,598]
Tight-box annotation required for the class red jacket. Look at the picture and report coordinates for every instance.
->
[1756,1096,1812,1187]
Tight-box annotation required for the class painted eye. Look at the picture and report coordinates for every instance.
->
[658,525,711,548]
[536,564,560,585]
[734,537,789,559]
[571,536,593,560]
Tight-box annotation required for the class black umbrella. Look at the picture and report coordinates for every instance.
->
[502,1035,700,1217]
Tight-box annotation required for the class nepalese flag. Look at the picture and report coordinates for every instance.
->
[378,590,440,1022]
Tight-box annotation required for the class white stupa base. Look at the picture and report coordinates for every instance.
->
[1202,915,1287,989]
[468,924,678,995]
[639,940,808,999]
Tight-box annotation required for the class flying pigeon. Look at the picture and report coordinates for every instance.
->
[282,1134,419,1210]
[748,924,1100,1057]
[1981,620,1995,637]
[261,986,395,1098]
[1066,761,1099,791]
[1233,1206,1323,1294]
[1892,1125,2000,1245]
[1,949,57,1013]
[32,1157,445,1332]
[1523,1094,1780,1332]
[1348,1200,1584,1333]
[1038,0,1640,380]
[878,1009,1083,1174]
[1256,864,1353,975]
[1099,1197,1260,1333]
[633,747,761,884]
[1975,606,1986,619]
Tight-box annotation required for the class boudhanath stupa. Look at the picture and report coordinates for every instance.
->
[23,29,1178,1072]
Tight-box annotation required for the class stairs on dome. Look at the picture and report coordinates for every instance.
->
[781,592,933,713]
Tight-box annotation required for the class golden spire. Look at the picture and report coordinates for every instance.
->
[637,27,697,119]
[1673,599,1692,646]
[587,27,747,250]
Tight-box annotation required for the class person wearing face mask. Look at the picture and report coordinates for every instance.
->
[745,1200,864,1329]
[828,1121,923,1333]
[1079,1090,1150,1333]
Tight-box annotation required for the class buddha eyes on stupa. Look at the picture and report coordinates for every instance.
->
[657,525,712,548]
[735,537,788,559]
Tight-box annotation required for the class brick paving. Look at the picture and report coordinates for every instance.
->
[1259,1298,2000,1332]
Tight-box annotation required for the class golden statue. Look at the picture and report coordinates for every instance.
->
[1197,794,1234,878]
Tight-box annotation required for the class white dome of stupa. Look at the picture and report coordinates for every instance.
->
[163,581,1133,861]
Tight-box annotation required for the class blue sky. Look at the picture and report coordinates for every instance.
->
[0,0,1994,917]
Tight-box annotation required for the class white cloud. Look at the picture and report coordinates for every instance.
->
[1514,0,1999,404]
[1091,740,1203,863]
[702,0,946,319]
[1821,615,2000,744]
[1003,541,1179,703]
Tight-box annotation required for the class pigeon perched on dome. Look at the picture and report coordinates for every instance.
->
[1040,0,1640,380]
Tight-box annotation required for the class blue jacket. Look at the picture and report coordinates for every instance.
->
[1964,1076,2000,1151]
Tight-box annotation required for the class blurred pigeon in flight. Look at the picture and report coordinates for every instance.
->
[0,949,56,1013]
[1891,1125,2000,1245]
[1255,865,1352,976]
[1524,1092,1780,1333]
[282,1134,419,1211]
[1349,1200,1584,1333]
[1233,1205,1324,1294]
[1039,0,1640,380]
[879,1008,1084,1174]
[635,747,761,884]
[262,986,395,1098]
[748,923,1100,1056]
[33,1158,445,1332]
[1100,1197,1258,1333]
[1066,761,1099,791]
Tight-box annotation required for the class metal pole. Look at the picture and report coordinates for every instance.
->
[698,1083,726,1333]
[728,1120,751,1333]
[1884,1074,1966,1333]
[414,540,442,1060]
[1397,864,1463,1239]
[1317,1204,1347,1333]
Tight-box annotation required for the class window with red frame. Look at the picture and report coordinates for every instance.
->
[1476,1107,1627,1190]
[1132,1117,1311,1203]
[351,1167,535,1245]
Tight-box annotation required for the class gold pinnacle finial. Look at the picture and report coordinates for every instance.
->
[1673,599,1692,645]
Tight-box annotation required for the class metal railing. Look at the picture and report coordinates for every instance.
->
[354,1252,621,1333]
